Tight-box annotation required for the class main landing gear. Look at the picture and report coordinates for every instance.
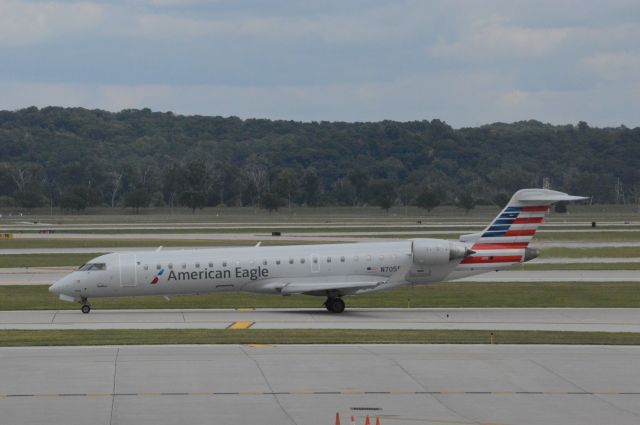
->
[325,297,345,313]
[80,297,91,314]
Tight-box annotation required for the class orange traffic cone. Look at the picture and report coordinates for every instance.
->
[335,412,341,425]
[365,415,371,425]
[375,416,381,425]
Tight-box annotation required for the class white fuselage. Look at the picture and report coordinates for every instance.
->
[49,239,521,301]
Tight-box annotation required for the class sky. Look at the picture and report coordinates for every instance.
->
[0,0,639,127]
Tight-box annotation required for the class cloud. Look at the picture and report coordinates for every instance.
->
[0,0,638,127]
[428,16,570,61]
[581,52,640,81]
[0,0,105,47]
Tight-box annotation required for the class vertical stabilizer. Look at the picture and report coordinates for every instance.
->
[458,189,587,267]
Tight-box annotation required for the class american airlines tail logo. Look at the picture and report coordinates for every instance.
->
[150,268,165,285]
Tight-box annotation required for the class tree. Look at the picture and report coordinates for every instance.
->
[300,169,321,206]
[272,168,299,214]
[258,192,280,213]
[554,201,567,213]
[456,191,476,214]
[492,193,510,209]
[14,190,43,209]
[415,186,441,212]
[369,179,396,213]
[181,159,209,212]
[124,189,151,214]
[60,187,88,211]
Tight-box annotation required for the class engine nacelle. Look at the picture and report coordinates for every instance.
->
[411,239,471,265]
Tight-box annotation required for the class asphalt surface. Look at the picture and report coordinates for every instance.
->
[1,344,640,425]
[2,308,640,331]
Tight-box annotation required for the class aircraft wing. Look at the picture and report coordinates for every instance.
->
[281,280,383,296]
[252,276,388,297]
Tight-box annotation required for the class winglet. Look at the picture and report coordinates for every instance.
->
[255,241,262,247]
[156,246,163,252]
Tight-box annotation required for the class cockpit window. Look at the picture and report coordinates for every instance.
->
[78,263,106,271]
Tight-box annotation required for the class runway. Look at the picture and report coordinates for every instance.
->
[1,344,640,425]
[2,308,640,332]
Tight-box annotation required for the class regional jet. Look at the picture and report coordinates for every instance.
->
[49,189,586,313]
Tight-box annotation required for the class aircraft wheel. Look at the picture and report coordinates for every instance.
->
[81,304,91,314]
[325,297,345,313]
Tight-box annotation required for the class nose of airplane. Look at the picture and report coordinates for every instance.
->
[49,280,62,294]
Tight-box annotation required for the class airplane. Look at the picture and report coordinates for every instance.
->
[49,188,587,314]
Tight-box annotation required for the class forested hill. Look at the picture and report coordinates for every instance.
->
[0,106,638,211]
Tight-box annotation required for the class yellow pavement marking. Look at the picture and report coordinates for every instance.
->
[246,344,271,348]
[228,321,255,329]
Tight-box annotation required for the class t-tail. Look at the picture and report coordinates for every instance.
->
[458,189,588,269]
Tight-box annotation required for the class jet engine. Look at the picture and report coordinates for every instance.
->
[411,239,473,265]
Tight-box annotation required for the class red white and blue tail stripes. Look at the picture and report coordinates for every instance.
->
[460,205,548,267]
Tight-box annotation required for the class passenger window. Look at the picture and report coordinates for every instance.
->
[340,256,345,263]
[300,258,306,264]
[182,264,186,269]
[327,257,331,263]
[289,258,294,264]
[143,265,148,271]
[263,259,268,265]
[168,264,173,269]
[209,262,214,268]
[222,261,227,267]
[313,257,318,264]
[156,264,161,270]
[195,263,200,268]
[276,259,281,265]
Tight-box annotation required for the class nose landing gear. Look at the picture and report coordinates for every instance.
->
[324,297,345,313]
[80,297,91,314]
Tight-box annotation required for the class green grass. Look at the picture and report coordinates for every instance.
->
[1,329,639,346]
[540,247,640,258]
[0,238,325,249]
[0,246,636,269]
[4,282,640,311]
[515,263,640,271]
[536,231,640,241]
[0,253,101,268]
[351,231,640,242]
